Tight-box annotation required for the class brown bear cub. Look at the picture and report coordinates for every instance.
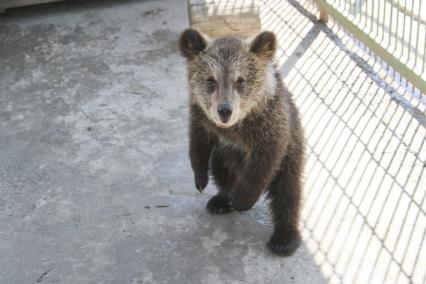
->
[178,29,305,256]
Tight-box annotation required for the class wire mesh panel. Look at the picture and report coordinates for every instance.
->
[314,0,426,94]
[259,0,425,283]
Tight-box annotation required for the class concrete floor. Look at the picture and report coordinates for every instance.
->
[0,0,425,283]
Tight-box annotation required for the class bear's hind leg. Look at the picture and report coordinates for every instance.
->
[266,153,303,256]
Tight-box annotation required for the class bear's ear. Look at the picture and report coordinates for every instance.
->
[178,28,207,60]
[249,31,276,60]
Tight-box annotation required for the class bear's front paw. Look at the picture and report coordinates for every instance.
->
[194,173,208,192]
[267,231,301,256]
[229,188,258,212]
[206,195,233,214]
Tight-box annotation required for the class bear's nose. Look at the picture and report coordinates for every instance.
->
[217,103,233,123]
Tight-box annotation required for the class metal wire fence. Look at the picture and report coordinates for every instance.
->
[314,0,426,94]
[259,0,426,283]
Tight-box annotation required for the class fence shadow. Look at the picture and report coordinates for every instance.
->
[260,0,426,283]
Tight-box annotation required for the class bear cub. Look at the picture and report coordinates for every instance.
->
[178,29,305,256]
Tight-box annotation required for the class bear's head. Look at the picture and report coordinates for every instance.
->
[178,29,277,128]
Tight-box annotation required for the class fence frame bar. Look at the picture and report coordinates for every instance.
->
[315,0,426,94]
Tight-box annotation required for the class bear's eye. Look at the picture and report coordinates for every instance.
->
[236,77,246,89]
[206,76,217,90]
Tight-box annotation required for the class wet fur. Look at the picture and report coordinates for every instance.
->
[179,29,305,256]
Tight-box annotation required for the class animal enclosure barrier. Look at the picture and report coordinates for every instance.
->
[259,0,425,282]
[314,0,426,94]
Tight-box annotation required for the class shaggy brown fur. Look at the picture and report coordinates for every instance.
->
[178,28,305,256]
